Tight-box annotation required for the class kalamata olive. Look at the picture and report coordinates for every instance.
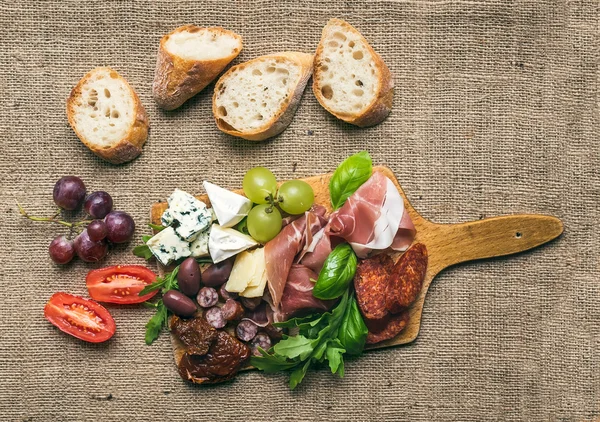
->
[163,290,197,318]
[201,258,234,287]
[177,257,201,296]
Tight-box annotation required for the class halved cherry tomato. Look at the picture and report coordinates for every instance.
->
[44,292,116,343]
[86,265,158,304]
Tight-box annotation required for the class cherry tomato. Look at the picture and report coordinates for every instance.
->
[86,265,158,304]
[44,293,116,343]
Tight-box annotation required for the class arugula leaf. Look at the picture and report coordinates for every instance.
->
[273,335,315,360]
[145,301,167,345]
[313,244,358,300]
[252,290,352,389]
[142,266,180,345]
[338,294,368,355]
[289,360,311,390]
[250,349,300,373]
[326,339,346,375]
[148,223,165,232]
[133,244,153,260]
[329,151,373,209]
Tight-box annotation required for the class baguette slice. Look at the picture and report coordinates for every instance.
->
[213,52,313,141]
[153,25,242,110]
[67,67,149,164]
[313,19,394,127]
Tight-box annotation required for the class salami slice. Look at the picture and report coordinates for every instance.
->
[235,320,258,342]
[205,306,226,329]
[197,287,219,308]
[354,254,394,321]
[385,243,428,314]
[222,299,244,321]
[365,310,410,345]
[250,332,272,356]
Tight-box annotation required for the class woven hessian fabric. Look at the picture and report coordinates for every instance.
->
[0,1,598,421]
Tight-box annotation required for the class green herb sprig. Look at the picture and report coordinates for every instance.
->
[141,266,179,345]
[250,291,367,389]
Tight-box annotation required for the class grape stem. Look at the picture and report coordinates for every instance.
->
[16,200,92,228]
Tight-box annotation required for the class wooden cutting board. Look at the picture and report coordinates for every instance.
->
[150,166,563,352]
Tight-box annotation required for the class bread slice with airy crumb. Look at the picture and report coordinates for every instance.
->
[212,52,313,141]
[153,25,242,110]
[66,67,149,164]
[313,19,393,127]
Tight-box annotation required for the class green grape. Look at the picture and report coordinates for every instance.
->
[277,180,315,215]
[243,167,278,204]
[247,204,282,243]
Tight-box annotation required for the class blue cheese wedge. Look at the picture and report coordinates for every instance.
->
[162,189,212,241]
[208,224,258,263]
[146,226,191,266]
[190,228,210,258]
[203,181,252,228]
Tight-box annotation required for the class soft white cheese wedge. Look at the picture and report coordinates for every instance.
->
[147,226,191,266]
[203,181,252,228]
[208,224,258,263]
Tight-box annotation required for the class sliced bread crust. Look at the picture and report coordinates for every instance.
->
[212,52,313,141]
[153,25,242,110]
[66,67,149,164]
[313,18,393,127]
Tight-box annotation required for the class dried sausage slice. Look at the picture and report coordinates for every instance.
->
[235,320,258,342]
[385,243,428,314]
[197,287,219,308]
[354,254,394,320]
[222,299,244,321]
[205,306,226,329]
[365,310,410,345]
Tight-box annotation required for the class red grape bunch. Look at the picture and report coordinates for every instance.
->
[21,176,136,264]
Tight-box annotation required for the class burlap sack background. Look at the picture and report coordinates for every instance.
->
[0,0,597,421]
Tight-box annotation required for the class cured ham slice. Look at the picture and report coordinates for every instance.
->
[278,264,335,321]
[327,171,415,258]
[300,226,333,273]
[391,209,416,251]
[265,208,327,308]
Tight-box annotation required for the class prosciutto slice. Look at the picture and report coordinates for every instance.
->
[264,208,327,307]
[278,264,335,321]
[327,171,415,258]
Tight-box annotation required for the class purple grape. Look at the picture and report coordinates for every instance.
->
[87,220,108,242]
[84,191,113,219]
[104,211,135,243]
[74,229,108,262]
[49,235,75,264]
[53,176,86,210]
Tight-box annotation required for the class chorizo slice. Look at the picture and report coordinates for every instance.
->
[365,310,410,345]
[385,243,428,314]
[354,253,394,321]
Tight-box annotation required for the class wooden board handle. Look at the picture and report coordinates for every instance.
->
[425,215,563,274]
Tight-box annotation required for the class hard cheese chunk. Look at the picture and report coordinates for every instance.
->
[190,228,210,258]
[208,224,258,263]
[203,181,252,228]
[161,189,212,241]
[224,248,268,298]
[147,226,191,266]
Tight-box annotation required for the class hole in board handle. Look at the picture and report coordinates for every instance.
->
[515,232,522,239]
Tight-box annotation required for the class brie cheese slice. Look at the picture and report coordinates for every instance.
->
[208,224,258,263]
[203,181,252,228]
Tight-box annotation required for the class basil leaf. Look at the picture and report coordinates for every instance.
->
[133,244,153,260]
[148,223,165,232]
[142,235,153,243]
[144,301,167,345]
[329,151,373,209]
[338,294,368,355]
[235,217,250,235]
[313,244,358,300]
